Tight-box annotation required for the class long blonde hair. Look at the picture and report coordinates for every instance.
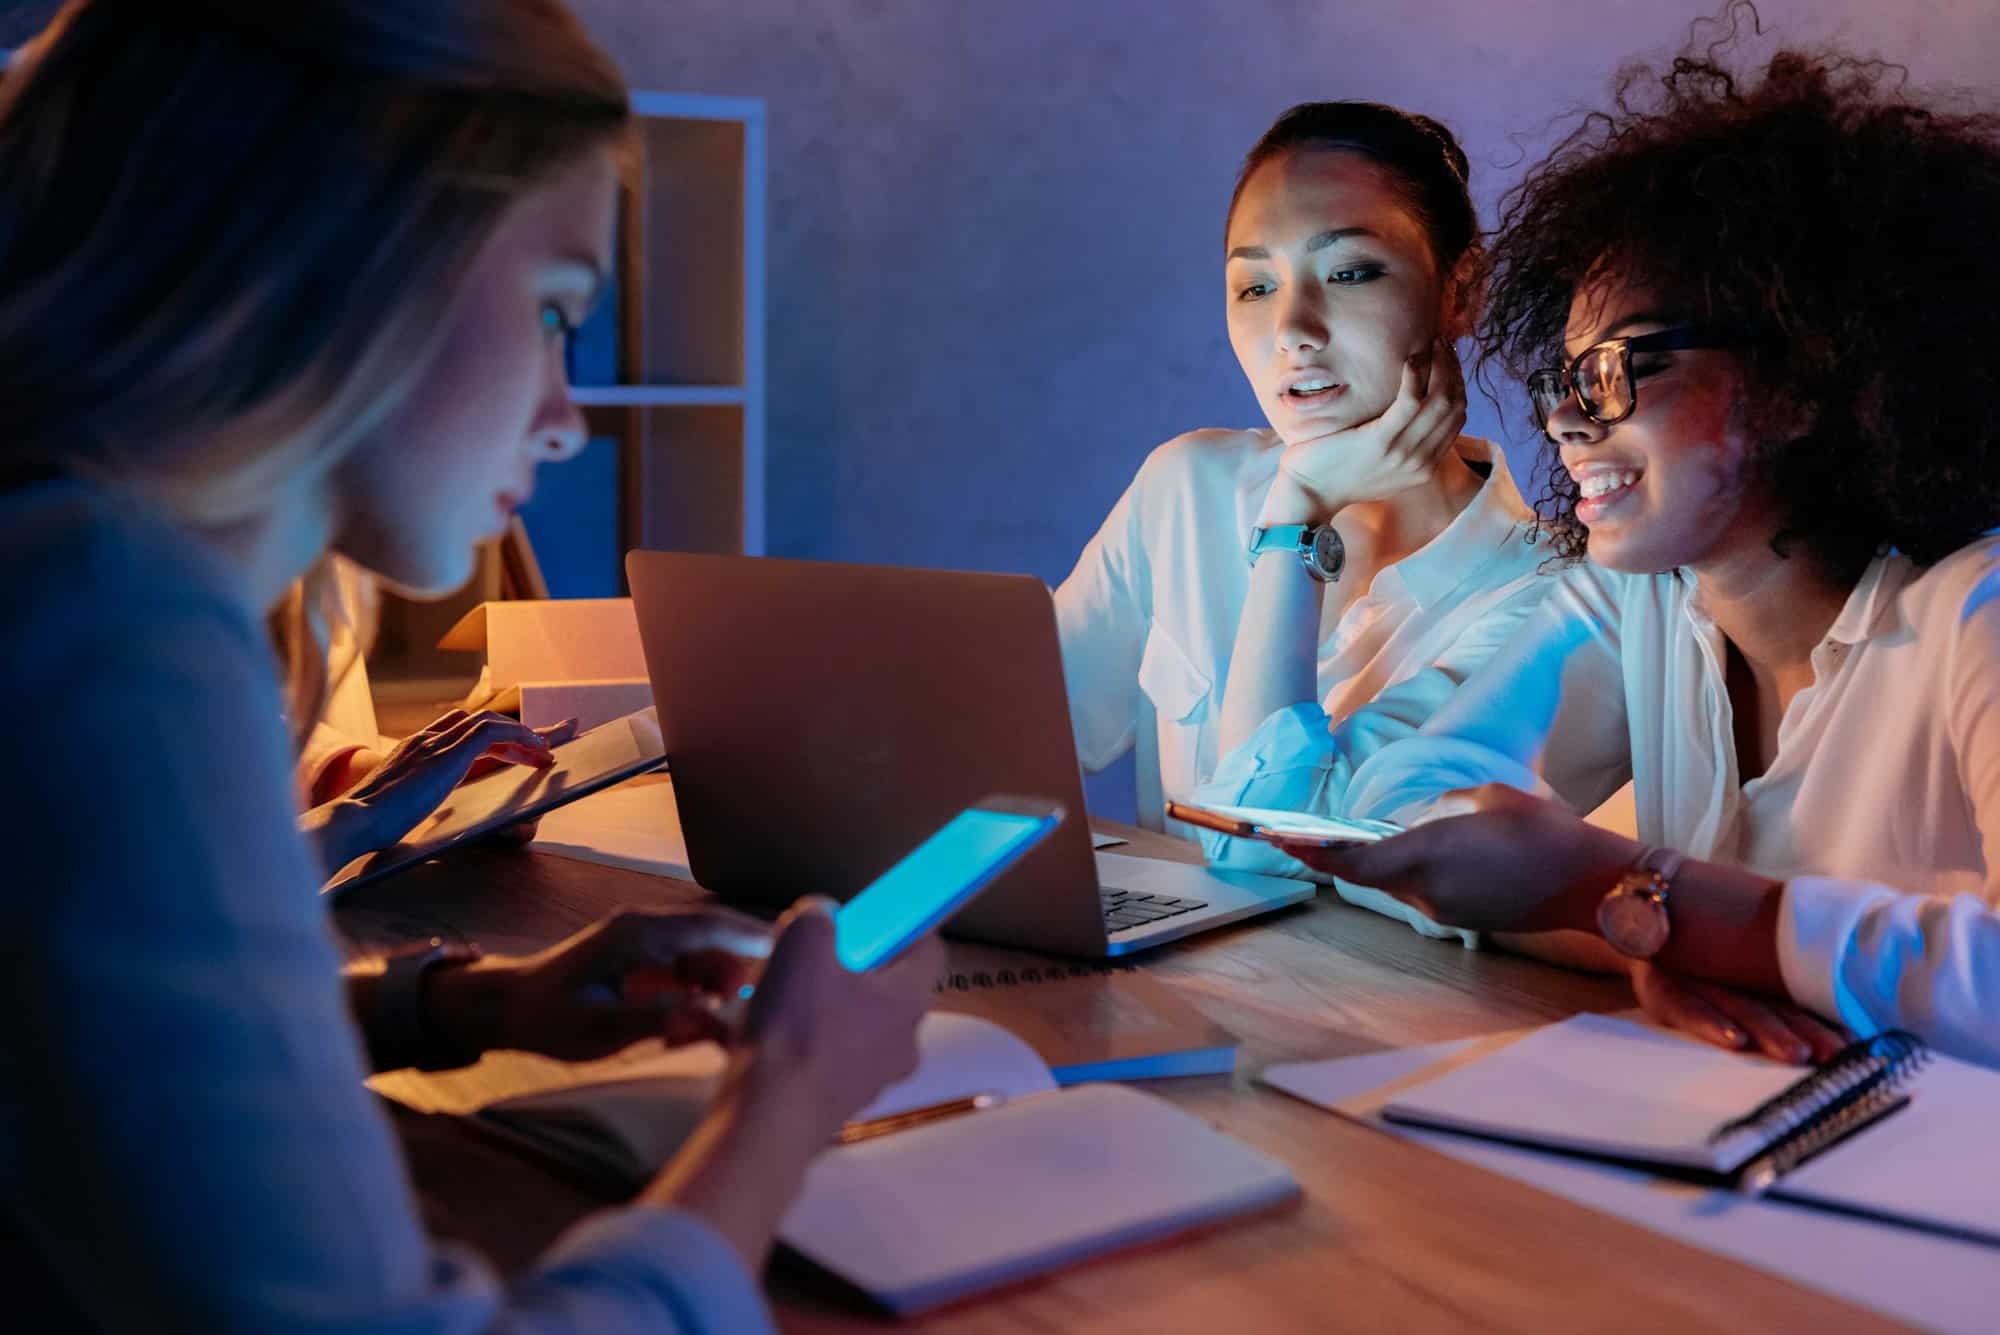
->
[0,0,631,733]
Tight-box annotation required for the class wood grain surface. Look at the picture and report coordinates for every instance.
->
[335,796,1900,1334]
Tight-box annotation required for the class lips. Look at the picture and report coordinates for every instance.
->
[1569,464,1642,526]
[1277,366,1348,410]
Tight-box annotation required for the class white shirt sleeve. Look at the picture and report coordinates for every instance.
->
[1346,565,1635,828]
[1054,475,1151,773]
[1191,573,1553,880]
[1774,562,2000,1067]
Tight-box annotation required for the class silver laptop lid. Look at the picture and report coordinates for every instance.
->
[626,551,1109,957]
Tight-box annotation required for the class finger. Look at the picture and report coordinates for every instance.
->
[1370,355,1427,439]
[440,718,555,773]
[495,818,540,844]
[1271,836,1399,884]
[1642,973,1750,1053]
[536,717,581,747]
[420,709,469,736]
[1693,982,1811,1064]
[613,906,775,965]
[481,740,560,769]
[668,946,762,997]
[434,709,536,750]
[1776,1006,1849,1064]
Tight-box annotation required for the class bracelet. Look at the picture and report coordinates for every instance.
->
[376,937,484,1071]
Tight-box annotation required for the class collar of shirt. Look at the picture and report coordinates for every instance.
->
[1386,469,1538,611]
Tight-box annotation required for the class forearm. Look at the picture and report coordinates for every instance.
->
[1216,478,1340,755]
[641,1054,826,1271]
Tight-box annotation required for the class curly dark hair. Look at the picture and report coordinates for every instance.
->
[1477,3,2000,577]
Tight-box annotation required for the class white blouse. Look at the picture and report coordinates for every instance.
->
[1054,428,1548,836]
[1346,543,2000,1066]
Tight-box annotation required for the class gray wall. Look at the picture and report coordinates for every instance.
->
[565,0,2000,584]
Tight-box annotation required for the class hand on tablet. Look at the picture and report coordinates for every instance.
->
[306,710,574,870]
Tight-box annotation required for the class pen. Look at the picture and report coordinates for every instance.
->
[837,1091,1003,1145]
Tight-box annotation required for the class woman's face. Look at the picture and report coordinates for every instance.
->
[331,149,617,596]
[1224,148,1451,449]
[1548,273,1779,576]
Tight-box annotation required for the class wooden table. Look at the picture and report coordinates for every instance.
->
[332,793,1896,1333]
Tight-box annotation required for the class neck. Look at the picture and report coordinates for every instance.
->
[1346,447,1485,556]
[191,478,337,616]
[1688,535,1853,679]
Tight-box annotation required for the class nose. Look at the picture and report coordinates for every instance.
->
[1544,388,1606,448]
[1276,281,1330,355]
[532,347,589,464]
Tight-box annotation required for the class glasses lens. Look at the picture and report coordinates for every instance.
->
[1527,370,1566,430]
[1575,346,1632,422]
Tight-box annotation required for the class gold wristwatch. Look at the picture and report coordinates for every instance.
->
[1596,846,1683,960]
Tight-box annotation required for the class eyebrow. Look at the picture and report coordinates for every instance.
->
[1226,227,1378,262]
[1594,310,1674,343]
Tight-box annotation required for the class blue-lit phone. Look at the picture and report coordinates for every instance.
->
[834,796,1065,971]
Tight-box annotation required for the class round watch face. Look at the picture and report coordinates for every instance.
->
[1598,881,1671,959]
[1310,526,1346,581]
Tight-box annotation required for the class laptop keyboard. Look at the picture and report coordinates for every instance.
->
[1100,887,1209,933]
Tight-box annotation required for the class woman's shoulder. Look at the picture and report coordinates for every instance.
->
[1130,426,1280,496]
[1895,535,2000,642]
[1,477,260,677]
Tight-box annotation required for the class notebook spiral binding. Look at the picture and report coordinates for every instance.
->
[1712,1029,1931,1192]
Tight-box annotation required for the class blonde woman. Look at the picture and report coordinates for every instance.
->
[0,3,933,1329]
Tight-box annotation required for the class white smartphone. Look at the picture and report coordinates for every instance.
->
[834,795,1064,971]
[1166,799,1403,849]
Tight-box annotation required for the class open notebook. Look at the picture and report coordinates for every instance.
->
[1367,1013,1995,1246]
[445,1013,1296,1314]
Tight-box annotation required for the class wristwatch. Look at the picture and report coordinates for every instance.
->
[1596,847,1684,960]
[1247,523,1345,583]
[376,936,484,1071]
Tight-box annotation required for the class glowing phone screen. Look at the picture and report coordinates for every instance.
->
[834,806,1057,971]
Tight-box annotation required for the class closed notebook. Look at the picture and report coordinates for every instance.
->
[779,1081,1299,1316]
[1380,1012,1997,1246]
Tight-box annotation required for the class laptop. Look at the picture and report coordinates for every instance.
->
[625,551,1314,958]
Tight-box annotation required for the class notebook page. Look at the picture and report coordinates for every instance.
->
[850,1012,1057,1121]
[1382,1013,1804,1172]
[1776,1051,2000,1245]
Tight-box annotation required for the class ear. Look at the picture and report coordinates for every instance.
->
[1438,245,1486,343]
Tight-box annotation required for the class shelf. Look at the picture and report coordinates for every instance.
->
[570,385,747,407]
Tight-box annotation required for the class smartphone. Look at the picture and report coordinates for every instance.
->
[1166,800,1403,849]
[834,796,1065,971]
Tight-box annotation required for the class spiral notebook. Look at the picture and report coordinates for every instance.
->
[1375,1013,1996,1246]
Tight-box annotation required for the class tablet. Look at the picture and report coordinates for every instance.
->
[1165,800,1403,848]
[322,707,667,894]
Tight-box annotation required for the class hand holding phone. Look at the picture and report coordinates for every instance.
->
[1166,799,1402,849]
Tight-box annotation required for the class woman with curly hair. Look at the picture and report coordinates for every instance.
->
[1285,22,2000,1067]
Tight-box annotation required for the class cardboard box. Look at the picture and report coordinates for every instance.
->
[438,599,652,731]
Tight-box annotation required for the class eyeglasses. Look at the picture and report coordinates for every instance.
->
[1527,324,1751,438]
